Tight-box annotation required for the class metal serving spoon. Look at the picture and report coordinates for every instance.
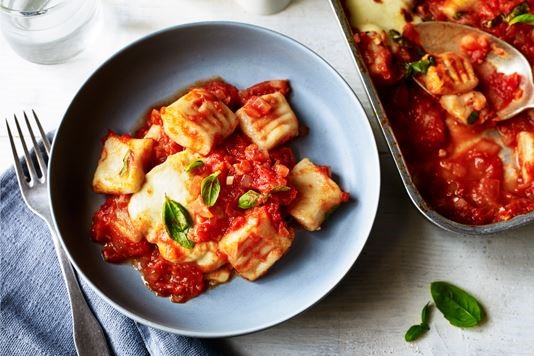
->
[413,21,533,120]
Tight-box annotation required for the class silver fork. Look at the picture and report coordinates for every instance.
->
[6,111,111,356]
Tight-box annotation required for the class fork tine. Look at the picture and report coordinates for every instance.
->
[13,114,38,183]
[23,111,47,178]
[6,119,28,187]
[32,109,51,155]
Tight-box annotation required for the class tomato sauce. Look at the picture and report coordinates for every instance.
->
[355,1,534,225]
[136,250,206,303]
[91,79,299,302]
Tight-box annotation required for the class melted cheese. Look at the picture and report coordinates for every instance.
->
[346,0,415,33]
[128,150,196,239]
[128,150,225,270]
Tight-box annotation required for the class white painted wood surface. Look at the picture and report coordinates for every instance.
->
[1,1,534,355]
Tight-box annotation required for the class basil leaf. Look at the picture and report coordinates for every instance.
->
[271,185,290,192]
[162,195,194,249]
[405,324,429,342]
[508,13,534,25]
[201,171,221,207]
[467,111,480,124]
[505,2,530,23]
[119,149,131,176]
[388,29,405,44]
[421,302,432,326]
[238,190,260,209]
[185,159,204,172]
[404,56,435,78]
[431,281,485,327]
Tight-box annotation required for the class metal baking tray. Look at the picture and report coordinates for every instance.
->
[329,0,534,235]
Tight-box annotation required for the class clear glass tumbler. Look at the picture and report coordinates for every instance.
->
[0,0,100,64]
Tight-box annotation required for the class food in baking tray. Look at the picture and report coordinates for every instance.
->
[346,0,534,225]
[90,79,349,302]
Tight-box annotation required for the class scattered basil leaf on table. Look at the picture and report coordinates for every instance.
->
[405,324,429,342]
[162,195,194,249]
[405,302,432,342]
[185,159,204,172]
[421,302,432,325]
[431,281,485,327]
[238,190,261,209]
[201,171,221,207]
[508,13,534,25]
[404,56,436,78]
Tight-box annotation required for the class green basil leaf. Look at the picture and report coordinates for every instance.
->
[388,29,404,44]
[404,324,429,342]
[431,281,485,327]
[508,13,534,25]
[185,159,204,172]
[505,2,530,23]
[119,149,131,176]
[467,111,480,124]
[271,185,290,192]
[421,302,432,326]
[238,190,260,209]
[404,56,435,78]
[162,195,194,249]
[201,171,221,207]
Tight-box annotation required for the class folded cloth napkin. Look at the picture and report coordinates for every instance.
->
[0,168,222,356]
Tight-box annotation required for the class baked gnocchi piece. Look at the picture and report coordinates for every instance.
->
[161,88,238,155]
[288,158,346,231]
[92,133,153,195]
[155,236,225,272]
[517,131,534,184]
[421,52,478,95]
[236,92,299,151]
[439,91,487,125]
[218,206,294,281]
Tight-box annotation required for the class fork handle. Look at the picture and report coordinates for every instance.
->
[48,227,112,356]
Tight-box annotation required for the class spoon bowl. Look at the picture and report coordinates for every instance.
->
[414,21,534,120]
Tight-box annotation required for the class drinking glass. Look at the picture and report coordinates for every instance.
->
[0,0,100,64]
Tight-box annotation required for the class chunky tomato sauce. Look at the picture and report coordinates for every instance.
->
[354,1,534,225]
[91,79,300,302]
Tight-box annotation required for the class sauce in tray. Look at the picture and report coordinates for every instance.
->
[347,0,534,225]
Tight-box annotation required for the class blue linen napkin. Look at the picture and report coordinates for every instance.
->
[0,168,223,356]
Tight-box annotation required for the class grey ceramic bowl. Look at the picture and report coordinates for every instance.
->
[49,22,380,337]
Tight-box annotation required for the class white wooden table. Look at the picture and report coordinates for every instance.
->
[1,1,534,355]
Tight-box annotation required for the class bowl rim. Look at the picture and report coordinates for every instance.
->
[48,20,381,337]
